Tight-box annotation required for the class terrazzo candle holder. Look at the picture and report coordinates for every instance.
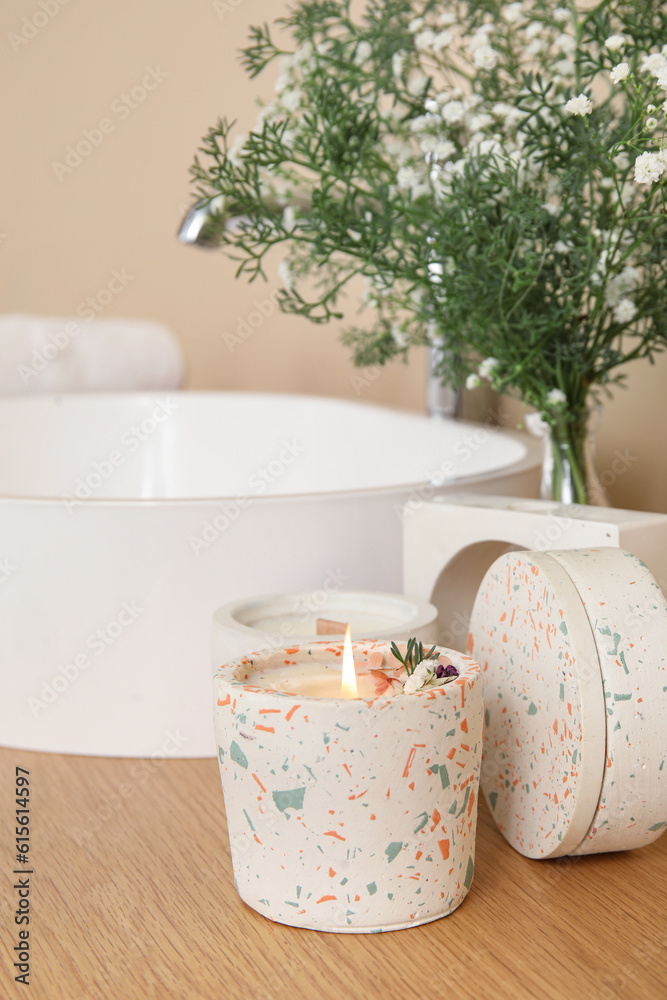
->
[469,547,667,858]
[213,640,483,932]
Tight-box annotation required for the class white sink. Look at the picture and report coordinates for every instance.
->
[0,391,540,756]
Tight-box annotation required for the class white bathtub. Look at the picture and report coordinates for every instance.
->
[0,391,540,756]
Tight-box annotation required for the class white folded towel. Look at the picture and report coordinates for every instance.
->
[0,314,185,393]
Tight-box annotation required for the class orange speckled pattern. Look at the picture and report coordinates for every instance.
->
[213,641,483,932]
[470,548,667,860]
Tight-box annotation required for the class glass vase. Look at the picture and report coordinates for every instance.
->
[527,408,609,506]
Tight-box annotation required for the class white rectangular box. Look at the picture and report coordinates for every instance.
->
[403,494,667,650]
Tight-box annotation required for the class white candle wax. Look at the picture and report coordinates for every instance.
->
[245,654,404,699]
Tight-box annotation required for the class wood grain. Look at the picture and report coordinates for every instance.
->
[1,746,665,1000]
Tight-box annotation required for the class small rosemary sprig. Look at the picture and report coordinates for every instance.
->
[390,638,439,677]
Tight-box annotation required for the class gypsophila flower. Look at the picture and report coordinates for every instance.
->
[392,50,406,78]
[192,0,667,508]
[641,53,667,77]
[403,660,435,693]
[614,298,637,323]
[610,62,630,84]
[546,388,567,407]
[277,260,293,291]
[635,150,666,184]
[565,94,593,116]
[605,35,626,51]
[473,45,499,70]
[415,29,436,50]
[466,373,482,389]
[354,40,372,65]
[479,357,500,379]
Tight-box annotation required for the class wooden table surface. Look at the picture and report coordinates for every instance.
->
[1,746,666,1000]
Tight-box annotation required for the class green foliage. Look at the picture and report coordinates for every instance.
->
[190,0,667,420]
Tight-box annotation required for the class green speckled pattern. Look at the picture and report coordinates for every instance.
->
[213,641,483,932]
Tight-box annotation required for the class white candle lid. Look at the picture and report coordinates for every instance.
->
[469,548,667,858]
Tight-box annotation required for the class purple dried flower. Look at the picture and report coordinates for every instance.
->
[435,663,459,679]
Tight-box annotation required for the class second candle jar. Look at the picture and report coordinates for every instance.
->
[213,639,483,933]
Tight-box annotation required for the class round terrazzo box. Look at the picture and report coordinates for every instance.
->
[468,547,667,859]
[213,640,483,932]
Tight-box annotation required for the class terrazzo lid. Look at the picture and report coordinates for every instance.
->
[469,550,606,859]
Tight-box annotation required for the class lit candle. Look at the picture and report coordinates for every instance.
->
[214,638,483,933]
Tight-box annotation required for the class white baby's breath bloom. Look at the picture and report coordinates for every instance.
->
[441,100,465,124]
[396,165,423,190]
[392,50,406,79]
[280,88,302,112]
[466,373,482,389]
[282,206,296,232]
[347,229,362,242]
[610,62,630,84]
[503,2,524,24]
[605,35,626,52]
[614,298,637,323]
[433,30,452,52]
[428,261,444,283]
[434,139,457,160]
[647,117,658,130]
[546,388,567,407]
[641,53,667,77]
[553,6,570,22]
[408,72,429,96]
[391,323,409,348]
[647,104,657,113]
[408,17,424,32]
[354,40,372,65]
[634,150,666,184]
[415,29,436,50]
[556,33,576,55]
[524,21,543,39]
[605,266,639,307]
[278,260,293,291]
[479,357,499,379]
[565,94,593,116]
[227,133,248,166]
[404,660,435,693]
[657,69,667,90]
[437,11,457,26]
[473,45,499,70]
[554,240,572,253]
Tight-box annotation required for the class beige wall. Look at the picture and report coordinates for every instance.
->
[2,0,665,512]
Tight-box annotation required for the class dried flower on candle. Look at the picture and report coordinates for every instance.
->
[390,638,439,677]
[391,638,459,693]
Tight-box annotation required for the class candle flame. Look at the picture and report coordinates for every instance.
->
[341,624,358,698]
